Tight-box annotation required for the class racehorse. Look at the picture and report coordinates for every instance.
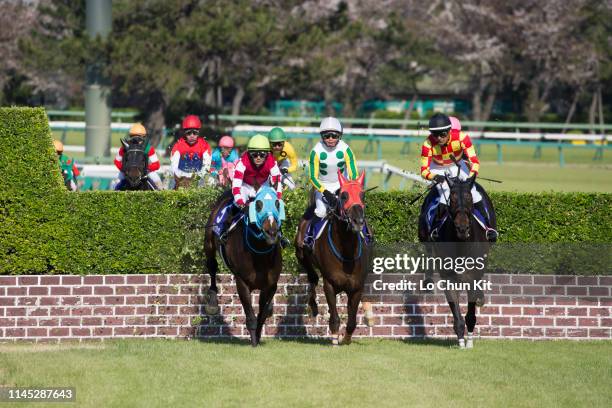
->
[203,185,284,346]
[295,170,373,345]
[118,137,156,191]
[418,174,496,348]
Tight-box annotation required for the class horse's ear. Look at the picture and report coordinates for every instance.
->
[338,169,347,187]
[121,138,129,150]
[356,170,365,186]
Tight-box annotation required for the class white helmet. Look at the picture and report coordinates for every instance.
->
[319,117,343,135]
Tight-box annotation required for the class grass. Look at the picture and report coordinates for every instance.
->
[0,339,610,407]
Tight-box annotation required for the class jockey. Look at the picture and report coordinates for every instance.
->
[303,117,358,246]
[114,123,162,190]
[210,135,239,182]
[170,115,212,181]
[220,134,289,247]
[53,139,79,191]
[420,113,497,241]
[268,127,298,190]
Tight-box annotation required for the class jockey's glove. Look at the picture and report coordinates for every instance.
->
[433,175,445,184]
[323,190,337,207]
[280,168,289,175]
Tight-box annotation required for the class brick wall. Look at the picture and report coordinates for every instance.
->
[0,274,610,343]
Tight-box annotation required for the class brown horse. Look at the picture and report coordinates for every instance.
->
[296,170,373,345]
[203,185,283,346]
[418,175,496,348]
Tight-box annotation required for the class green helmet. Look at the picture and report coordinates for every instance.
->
[247,134,271,151]
[268,127,287,142]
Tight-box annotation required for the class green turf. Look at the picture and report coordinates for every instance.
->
[0,339,610,407]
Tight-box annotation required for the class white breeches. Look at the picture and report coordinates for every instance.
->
[429,161,482,205]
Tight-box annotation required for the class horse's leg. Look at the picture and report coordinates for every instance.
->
[341,289,362,345]
[235,276,258,347]
[323,279,340,346]
[465,301,477,349]
[295,219,319,317]
[256,284,277,345]
[204,256,220,315]
[444,289,466,348]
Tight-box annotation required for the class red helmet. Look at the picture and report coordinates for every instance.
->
[182,115,202,130]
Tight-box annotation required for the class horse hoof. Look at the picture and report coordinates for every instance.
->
[340,335,352,346]
[204,305,220,315]
[458,338,466,349]
[203,289,219,315]
[466,339,474,349]
[331,335,339,346]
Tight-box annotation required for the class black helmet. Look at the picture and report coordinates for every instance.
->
[428,113,451,133]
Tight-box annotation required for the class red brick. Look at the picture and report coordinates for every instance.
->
[577,277,598,285]
[125,317,145,325]
[511,296,533,305]
[567,329,588,337]
[512,317,532,326]
[522,307,543,316]
[523,286,543,295]
[17,297,36,306]
[169,316,189,325]
[60,318,80,326]
[127,275,147,284]
[5,327,26,337]
[545,328,565,337]
[512,276,533,285]
[601,318,612,327]
[61,276,81,285]
[105,276,125,285]
[82,317,102,326]
[27,328,48,337]
[566,286,587,296]
[113,326,136,336]
[148,295,167,305]
[82,297,102,305]
[147,275,168,284]
[522,328,543,337]
[137,306,156,315]
[157,326,178,336]
[0,297,16,306]
[16,319,37,328]
[169,296,189,305]
[478,326,501,337]
[555,297,576,306]
[116,286,136,295]
[577,297,598,305]
[589,308,609,317]
[545,286,565,295]
[83,276,104,285]
[158,306,178,315]
[599,277,612,286]
[489,275,510,284]
[50,307,70,316]
[533,276,554,285]
[6,307,26,316]
[71,307,92,316]
[51,286,70,295]
[532,317,554,326]
[137,286,157,294]
[489,295,511,305]
[544,307,566,316]
[501,327,521,336]
[29,308,49,316]
[369,326,390,336]
[588,328,609,338]
[28,287,48,296]
[436,326,455,336]
[491,316,511,325]
[501,285,521,295]
[567,308,587,316]
[7,287,27,296]
[18,276,38,285]
[93,307,112,316]
[73,286,92,295]
[93,327,112,336]
[61,297,80,306]
[555,276,576,285]
[146,316,167,325]
[40,297,59,306]
[589,287,609,297]
[115,306,135,315]
[104,317,124,326]
[600,298,612,306]
[533,296,555,305]
[180,286,199,295]
[578,318,599,327]
[0,276,17,286]
[501,306,521,315]
[104,296,124,305]
[179,306,199,314]
[94,286,113,295]
[480,306,499,315]
[39,318,59,326]
[0,317,16,326]
[126,296,146,305]
[556,318,577,326]
[40,276,60,285]
[71,328,91,336]
[392,326,413,336]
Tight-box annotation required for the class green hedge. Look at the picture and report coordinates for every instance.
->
[0,107,610,275]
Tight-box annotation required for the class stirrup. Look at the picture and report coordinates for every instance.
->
[280,235,290,249]
[486,228,498,242]
[430,228,439,240]
[303,234,314,249]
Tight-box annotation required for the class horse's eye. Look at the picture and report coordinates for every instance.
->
[256,200,263,212]
[340,192,349,201]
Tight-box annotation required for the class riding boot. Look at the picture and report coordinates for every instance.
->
[474,201,498,242]
[303,215,322,249]
[219,204,239,244]
[430,203,448,240]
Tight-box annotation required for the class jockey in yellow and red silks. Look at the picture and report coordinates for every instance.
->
[420,113,497,241]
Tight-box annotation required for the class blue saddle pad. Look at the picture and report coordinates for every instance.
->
[213,203,243,238]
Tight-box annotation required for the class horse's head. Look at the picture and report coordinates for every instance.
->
[337,169,366,233]
[121,137,148,188]
[448,175,475,240]
[249,185,285,245]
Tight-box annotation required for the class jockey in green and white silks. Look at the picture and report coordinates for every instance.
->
[303,117,358,247]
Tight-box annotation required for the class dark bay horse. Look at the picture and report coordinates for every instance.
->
[118,137,156,191]
[418,175,496,348]
[203,185,284,346]
[296,170,373,345]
